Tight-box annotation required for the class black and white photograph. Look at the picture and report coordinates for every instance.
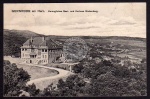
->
[3,3,146,97]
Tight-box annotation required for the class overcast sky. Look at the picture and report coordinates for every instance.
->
[4,3,146,38]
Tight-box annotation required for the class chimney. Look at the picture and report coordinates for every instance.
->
[31,36,33,42]
[42,36,45,41]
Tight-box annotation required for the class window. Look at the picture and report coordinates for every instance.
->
[45,49,47,52]
[45,55,46,58]
[38,50,41,55]
[31,49,34,52]
[22,49,24,51]
[42,49,44,52]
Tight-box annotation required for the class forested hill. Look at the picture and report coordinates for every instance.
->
[4,29,43,38]
[3,29,43,56]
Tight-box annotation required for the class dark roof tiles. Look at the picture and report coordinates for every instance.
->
[22,37,62,49]
[23,39,30,46]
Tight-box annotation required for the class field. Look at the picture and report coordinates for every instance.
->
[83,37,146,64]
[127,51,146,58]
[17,64,58,80]
[106,39,146,48]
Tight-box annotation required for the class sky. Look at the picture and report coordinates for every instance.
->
[4,3,146,38]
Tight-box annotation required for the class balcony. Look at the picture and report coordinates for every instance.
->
[29,52,37,58]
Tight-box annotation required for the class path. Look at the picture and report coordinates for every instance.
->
[4,56,74,90]
[18,63,74,90]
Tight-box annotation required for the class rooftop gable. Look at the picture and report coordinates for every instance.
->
[22,37,62,49]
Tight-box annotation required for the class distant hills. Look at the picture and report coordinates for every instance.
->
[3,29,146,56]
[4,29,44,38]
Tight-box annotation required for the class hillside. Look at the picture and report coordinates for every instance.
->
[3,29,146,57]
[3,29,43,56]
[47,35,146,42]
[4,29,44,38]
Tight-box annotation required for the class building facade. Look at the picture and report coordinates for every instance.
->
[20,37,63,64]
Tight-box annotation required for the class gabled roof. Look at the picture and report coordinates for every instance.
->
[47,39,60,49]
[39,39,62,49]
[40,40,47,46]
[22,37,62,49]
[23,39,31,46]
[32,37,44,46]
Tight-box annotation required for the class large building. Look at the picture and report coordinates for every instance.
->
[20,36,63,64]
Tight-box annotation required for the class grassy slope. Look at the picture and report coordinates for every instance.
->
[17,64,58,80]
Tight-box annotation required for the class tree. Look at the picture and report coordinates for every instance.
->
[112,66,131,78]
[141,58,146,63]
[102,60,113,67]
[4,60,11,66]
[111,57,121,63]
[4,60,30,96]
[123,60,132,67]
[26,83,40,96]
[81,68,92,78]
[57,79,66,89]
[43,75,87,97]
[88,72,131,96]
[41,83,59,96]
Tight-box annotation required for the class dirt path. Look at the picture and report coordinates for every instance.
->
[18,63,74,90]
[4,56,74,90]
